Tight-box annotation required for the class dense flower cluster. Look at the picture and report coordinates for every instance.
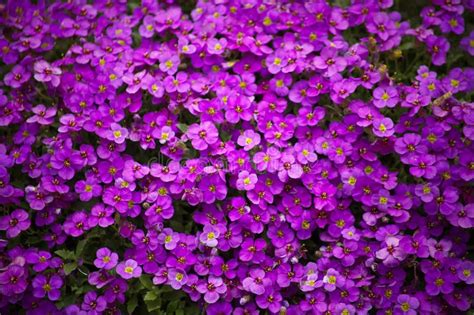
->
[0,0,473,314]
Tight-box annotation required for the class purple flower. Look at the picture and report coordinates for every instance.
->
[425,270,454,296]
[94,248,118,270]
[373,86,399,108]
[237,130,261,151]
[33,60,62,87]
[106,123,129,144]
[266,50,288,74]
[239,238,266,262]
[460,31,474,55]
[82,291,107,313]
[408,154,437,179]
[74,178,102,201]
[0,265,28,296]
[116,259,142,280]
[187,122,219,150]
[278,153,303,182]
[396,294,420,315]
[255,288,282,313]
[373,117,395,137]
[50,148,83,180]
[242,268,271,295]
[32,274,63,301]
[313,47,347,76]
[27,104,57,125]
[199,225,220,248]
[207,38,227,55]
[0,209,30,238]
[236,171,258,191]
[159,53,180,75]
[322,268,344,292]
[457,261,473,284]
[168,268,188,290]
[196,276,227,304]
[4,64,31,88]
[63,211,89,237]
[122,70,151,94]
[426,35,450,66]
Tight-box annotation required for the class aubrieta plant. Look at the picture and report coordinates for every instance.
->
[0,0,473,314]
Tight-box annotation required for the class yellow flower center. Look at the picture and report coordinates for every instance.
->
[328,275,336,284]
[401,303,410,312]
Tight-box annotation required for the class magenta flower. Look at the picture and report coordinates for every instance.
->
[239,238,266,262]
[236,171,257,191]
[106,123,129,144]
[159,53,180,75]
[266,50,288,74]
[27,104,57,125]
[0,1,472,313]
[187,122,219,151]
[207,38,227,55]
[313,47,347,77]
[237,130,261,151]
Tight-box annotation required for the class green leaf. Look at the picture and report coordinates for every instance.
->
[127,296,138,314]
[63,262,77,275]
[399,41,414,51]
[143,291,158,301]
[177,123,188,133]
[139,275,154,290]
[166,300,179,313]
[55,250,76,260]
[75,239,87,257]
[145,297,162,312]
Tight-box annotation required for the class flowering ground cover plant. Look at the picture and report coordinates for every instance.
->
[0,0,473,314]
